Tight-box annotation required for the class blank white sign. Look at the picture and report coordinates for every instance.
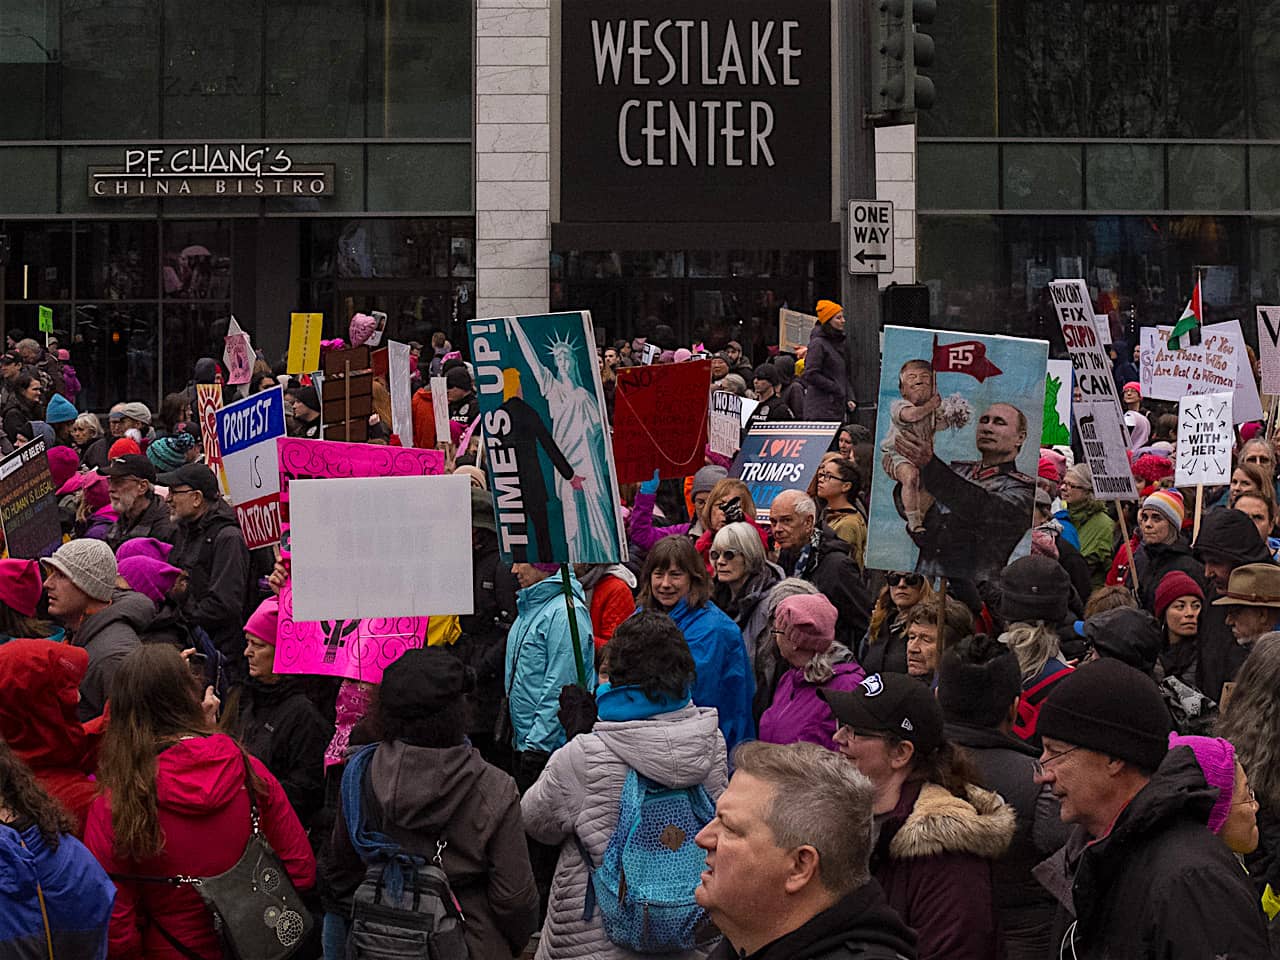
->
[289,474,474,620]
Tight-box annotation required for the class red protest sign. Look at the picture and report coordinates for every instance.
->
[612,360,711,483]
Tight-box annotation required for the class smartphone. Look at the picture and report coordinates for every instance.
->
[187,652,208,678]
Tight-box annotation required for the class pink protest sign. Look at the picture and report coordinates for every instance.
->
[273,436,445,683]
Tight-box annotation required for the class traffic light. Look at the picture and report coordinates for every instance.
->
[869,0,936,120]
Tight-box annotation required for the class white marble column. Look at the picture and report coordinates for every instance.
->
[475,0,552,318]
[875,123,917,288]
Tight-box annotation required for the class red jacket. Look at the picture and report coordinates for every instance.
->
[0,639,102,835]
[85,733,316,960]
[589,573,637,650]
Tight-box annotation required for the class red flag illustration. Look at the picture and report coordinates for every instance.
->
[932,336,1003,382]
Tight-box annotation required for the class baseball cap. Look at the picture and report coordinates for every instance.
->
[157,462,220,499]
[0,353,19,366]
[102,454,157,483]
[820,672,944,755]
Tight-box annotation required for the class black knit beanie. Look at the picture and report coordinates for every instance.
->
[1037,659,1172,771]
[997,555,1071,625]
[379,647,475,721]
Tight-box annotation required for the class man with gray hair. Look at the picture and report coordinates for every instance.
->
[770,489,870,646]
[697,741,916,959]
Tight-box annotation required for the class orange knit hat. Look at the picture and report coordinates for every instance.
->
[816,300,843,324]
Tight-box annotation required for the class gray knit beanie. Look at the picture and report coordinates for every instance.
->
[42,539,118,602]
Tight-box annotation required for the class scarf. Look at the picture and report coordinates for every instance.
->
[792,528,823,580]
[595,682,690,722]
[342,743,417,900]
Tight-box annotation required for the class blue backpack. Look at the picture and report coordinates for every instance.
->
[575,769,716,954]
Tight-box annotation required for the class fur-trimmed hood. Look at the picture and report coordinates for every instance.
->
[887,781,1016,861]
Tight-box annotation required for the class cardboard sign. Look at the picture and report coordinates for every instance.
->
[1257,306,1280,396]
[640,342,661,365]
[289,474,473,620]
[1140,321,1263,423]
[732,421,839,522]
[467,311,627,564]
[1175,393,1233,487]
[215,387,286,549]
[195,384,227,492]
[866,326,1047,580]
[1093,314,1112,345]
[1042,359,1073,447]
[612,360,711,483]
[1050,280,1138,500]
[366,310,388,347]
[430,376,450,442]
[37,305,52,334]
[223,315,253,385]
[779,308,816,354]
[287,312,323,374]
[320,346,373,442]
[0,440,59,559]
[387,340,413,443]
[710,391,744,457]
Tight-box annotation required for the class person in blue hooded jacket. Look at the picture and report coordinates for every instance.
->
[504,562,596,792]
[0,740,114,960]
[637,535,755,752]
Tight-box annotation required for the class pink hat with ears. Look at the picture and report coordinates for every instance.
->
[349,313,377,347]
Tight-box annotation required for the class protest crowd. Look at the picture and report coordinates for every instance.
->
[6,290,1280,960]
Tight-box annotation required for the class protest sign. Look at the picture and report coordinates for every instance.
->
[287,312,323,373]
[1093,314,1112,345]
[1139,320,1263,423]
[1175,393,1233,487]
[38,305,52,335]
[366,310,388,347]
[289,474,473,620]
[430,376,450,442]
[320,346,372,442]
[612,360,711,483]
[387,340,412,443]
[710,391,744,457]
[0,440,59,559]
[732,421,839,522]
[1050,280,1138,501]
[779,308,816,354]
[1042,359,1073,447]
[866,326,1047,581]
[1258,306,1280,396]
[195,383,228,493]
[223,315,253,385]
[640,342,661,365]
[468,311,626,565]
[215,387,285,549]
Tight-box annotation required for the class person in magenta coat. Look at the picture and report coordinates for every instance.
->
[758,593,865,750]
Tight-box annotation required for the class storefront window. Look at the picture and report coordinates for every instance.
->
[162,222,232,300]
[60,0,161,140]
[78,223,159,301]
[266,0,366,138]
[366,0,472,138]
[161,0,263,139]
[2,222,72,301]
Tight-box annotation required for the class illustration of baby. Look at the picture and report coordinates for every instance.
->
[882,359,942,535]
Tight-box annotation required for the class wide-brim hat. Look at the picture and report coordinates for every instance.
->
[1212,562,1280,608]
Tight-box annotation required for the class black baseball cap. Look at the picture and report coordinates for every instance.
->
[820,673,944,755]
[103,454,157,483]
[158,462,220,499]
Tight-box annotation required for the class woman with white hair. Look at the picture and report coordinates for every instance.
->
[70,412,106,469]
[710,521,783,677]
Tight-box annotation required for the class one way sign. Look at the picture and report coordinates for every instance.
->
[848,200,894,275]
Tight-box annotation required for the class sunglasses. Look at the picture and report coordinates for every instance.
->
[887,573,924,587]
[709,549,739,562]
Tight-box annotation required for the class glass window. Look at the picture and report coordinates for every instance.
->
[0,1,56,139]
[917,144,998,210]
[265,0,365,138]
[162,222,232,300]
[1003,144,1081,211]
[1251,5,1280,138]
[60,0,161,139]
[1168,145,1246,210]
[367,0,472,137]
[916,0,996,138]
[2,223,72,301]
[333,219,456,280]
[161,304,233,395]
[77,223,159,301]
[366,145,471,212]
[161,0,263,139]
[72,303,159,410]
[1251,146,1280,211]
[0,148,57,214]
[1086,145,1164,210]
[264,144,366,214]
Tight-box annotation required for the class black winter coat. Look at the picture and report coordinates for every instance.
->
[779,526,871,648]
[237,677,332,826]
[104,492,178,552]
[1034,747,1270,960]
[1195,585,1252,702]
[169,500,253,672]
[1132,538,1204,614]
[453,530,518,749]
[859,613,909,676]
[708,880,916,960]
[802,323,849,421]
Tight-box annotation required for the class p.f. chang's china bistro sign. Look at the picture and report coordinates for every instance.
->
[88,146,334,198]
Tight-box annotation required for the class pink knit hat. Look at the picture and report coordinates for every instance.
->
[0,559,42,617]
[115,537,174,564]
[1168,733,1236,833]
[775,594,838,654]
[245,595,280,645]
[116,556,182,607]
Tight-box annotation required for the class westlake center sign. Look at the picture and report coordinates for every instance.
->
[89,145,334,198]
[559,0,831,224]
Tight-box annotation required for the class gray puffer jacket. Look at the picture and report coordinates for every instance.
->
[521,704,729,960]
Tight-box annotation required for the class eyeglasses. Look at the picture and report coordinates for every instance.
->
[887,573,924,587]
[167,487,196,497]
[1234,785,1258,805]
[814,471,846,483]
[835,724,890,742]
[709,549,739,562]
[1033,744,1082,776]
[1060,481,1090,492]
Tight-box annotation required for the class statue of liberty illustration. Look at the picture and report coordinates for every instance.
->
[507,318,615,560]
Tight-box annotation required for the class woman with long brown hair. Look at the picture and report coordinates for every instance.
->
[0,740,115,958]
[84,644,315,959]
[860,572,935,675]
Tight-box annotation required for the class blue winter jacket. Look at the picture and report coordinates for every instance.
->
[663,597,756,752]
[0,821,114,960]
[504,574,596,755]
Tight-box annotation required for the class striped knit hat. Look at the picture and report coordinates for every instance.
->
[1142,488,1185,529]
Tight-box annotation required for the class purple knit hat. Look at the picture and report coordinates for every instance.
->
[532,562,560,575]
[116,556,182,607]
[1168,732,1236,833]
[115,537,174,564]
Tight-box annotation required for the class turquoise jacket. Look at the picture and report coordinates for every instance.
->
[504,574,595,754]
[664,597,756,752]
